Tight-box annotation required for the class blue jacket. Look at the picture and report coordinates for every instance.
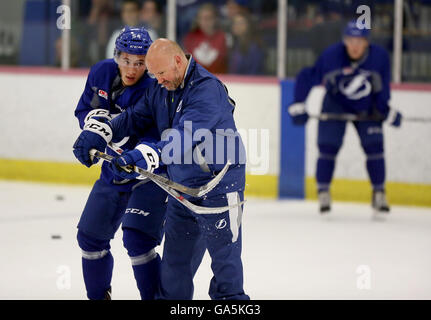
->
[75,59,161,192]
[111,56,246,198]
[294,42,391,116]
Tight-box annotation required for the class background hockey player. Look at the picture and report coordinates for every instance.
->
[74,38,249,300]
[72,27,167,300]
[288,21,403,214]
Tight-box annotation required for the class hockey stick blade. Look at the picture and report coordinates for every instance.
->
[89,149,230,198]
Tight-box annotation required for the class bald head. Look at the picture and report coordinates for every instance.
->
[146,38,188,91]
[147,38,185,59]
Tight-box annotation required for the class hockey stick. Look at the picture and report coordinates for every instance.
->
[89,149,230,198]
[402,117,431,123]
[309,113,381,122]
[150,178,245,214]
[89,149,244,214]
[310,113,431,123]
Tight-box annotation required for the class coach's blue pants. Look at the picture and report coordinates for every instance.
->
[157,191,249,300]
[76,178,167,300]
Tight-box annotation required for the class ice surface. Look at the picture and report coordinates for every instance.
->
[0,181,430,300]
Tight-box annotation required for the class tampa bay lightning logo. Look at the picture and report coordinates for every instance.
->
[215,219,227,229]
[338,72,372,100]
[176,100,183,112]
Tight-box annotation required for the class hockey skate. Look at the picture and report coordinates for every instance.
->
[372,190,390,220]
[104,287,112,300]
[318,190,331,214]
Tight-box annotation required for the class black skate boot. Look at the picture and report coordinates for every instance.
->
[318,190,331,214]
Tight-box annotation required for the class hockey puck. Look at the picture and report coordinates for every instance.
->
[55,195,65,201]
[51,234,62,240]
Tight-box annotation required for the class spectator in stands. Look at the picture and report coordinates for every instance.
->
[140,0,165,39]
[176,0,226,41]
[308,2,348,57]
[87,0,115,63]
[221,0,250,32]
[228,12,264,75]
[183,2,228,74]
[106,0,143,58]
[55,36,81,68]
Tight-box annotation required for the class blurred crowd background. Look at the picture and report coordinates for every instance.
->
[1,0,431,81]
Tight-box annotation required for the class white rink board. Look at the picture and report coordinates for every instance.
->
[0,181,431,300]
[223,82,280,176]
[0,73,84,162]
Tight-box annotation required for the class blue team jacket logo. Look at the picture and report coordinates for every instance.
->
[176,100,183,112]
[338,73,372,100]
[215,219,227,229]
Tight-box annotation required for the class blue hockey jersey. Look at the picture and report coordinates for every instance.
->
[74,59,161,192]
[294,42,391,116]
[111,56,246,198]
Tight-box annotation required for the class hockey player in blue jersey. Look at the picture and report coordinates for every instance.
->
[73,38,249,300]
[72,27,167,300]
[288,21,402,214]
